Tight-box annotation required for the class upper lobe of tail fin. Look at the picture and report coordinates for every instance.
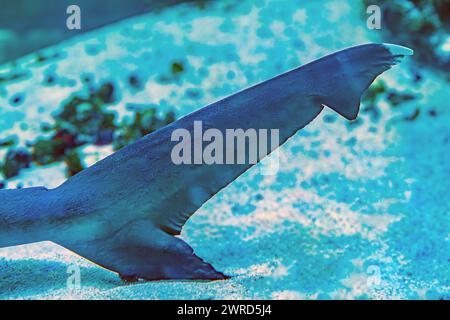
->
[311,43,413,120]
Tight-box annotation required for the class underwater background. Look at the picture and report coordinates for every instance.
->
[0,0,449,299]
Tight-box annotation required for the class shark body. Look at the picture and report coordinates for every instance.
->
[0,43,412,281]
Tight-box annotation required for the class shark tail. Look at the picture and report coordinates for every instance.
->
[0,43,413,282]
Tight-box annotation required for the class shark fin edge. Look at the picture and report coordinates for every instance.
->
[59,226,228,281]
[119,236,228,281]
[316,43,412,120]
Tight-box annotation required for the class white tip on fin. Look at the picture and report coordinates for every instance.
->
[382,43,414,56]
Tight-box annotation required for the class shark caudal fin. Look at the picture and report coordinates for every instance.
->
[0,43,413,282]
[309,43,413,120]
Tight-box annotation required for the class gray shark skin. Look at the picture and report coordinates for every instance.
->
[0,43,412,281]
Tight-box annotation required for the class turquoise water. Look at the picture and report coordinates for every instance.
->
[0,0,448,299]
